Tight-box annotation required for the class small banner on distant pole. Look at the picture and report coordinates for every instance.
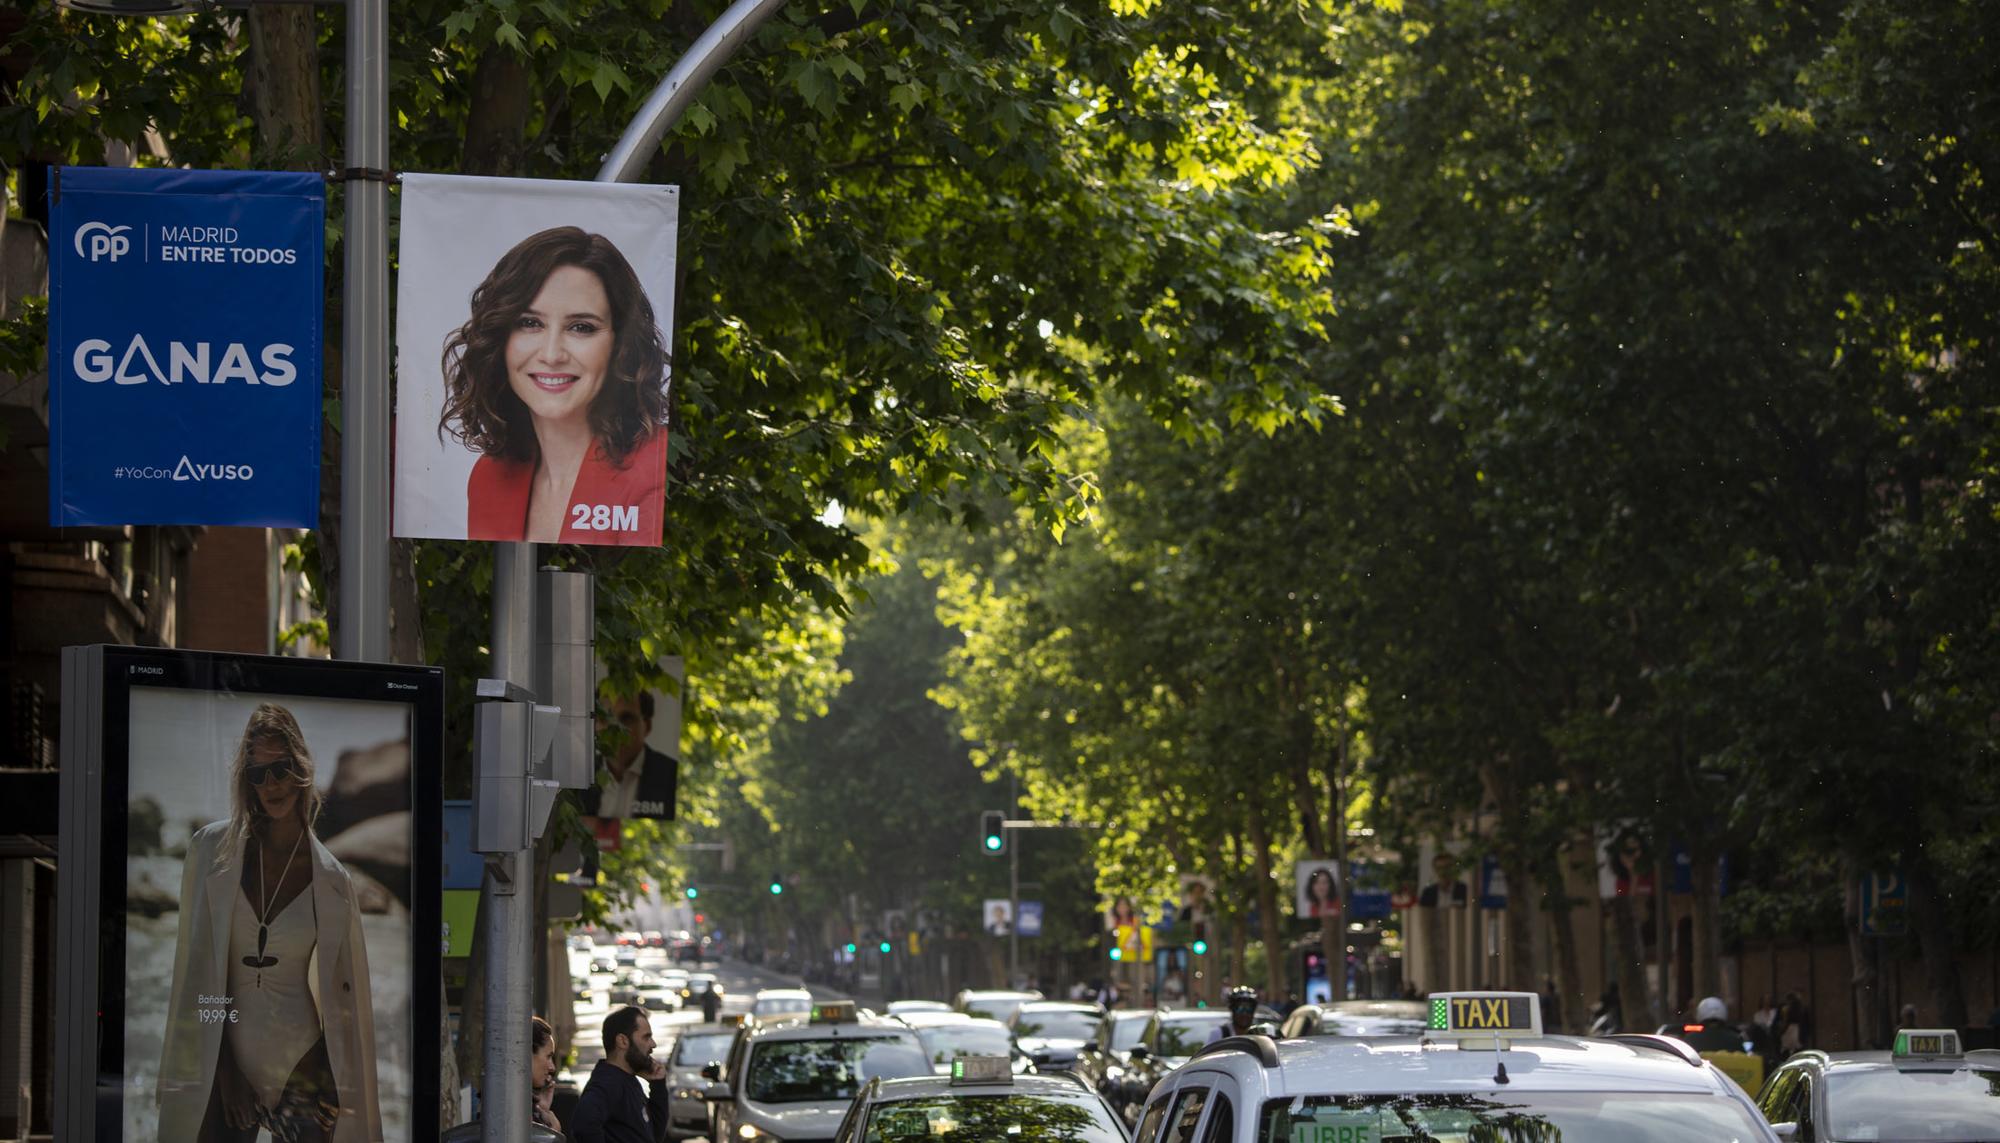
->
[47,167,325,527]
[393,174,678,546]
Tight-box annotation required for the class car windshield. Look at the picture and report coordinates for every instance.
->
[866,1095,1127,1143]
[1262,1093,1769,1142]
[965,998,1032,1023]
[919,1025,1014,1066]
[744,1037,932,1104]
[1154,1015,1228,1058]
[673,1032,736,1067]
[757,997,814,1015]
[1016,1010,1101,1041]
[1108,1019,1147,1052]
[1825,1067,2000,1141]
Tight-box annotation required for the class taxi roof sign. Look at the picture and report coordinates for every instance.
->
[950,1055,1013,1085]
[1427,992,1543,1043]
[811,1000,859,1024]
[1893,1028,1962,1061]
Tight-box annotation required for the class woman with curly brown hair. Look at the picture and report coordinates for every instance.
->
[439,226,670,544]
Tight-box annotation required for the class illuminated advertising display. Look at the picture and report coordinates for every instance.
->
[55,646,443,1142]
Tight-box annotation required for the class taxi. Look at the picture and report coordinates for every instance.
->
[1134,991,1777,1142]
[1755,1027,2000,1141]
[754,987,819,1025]
[829,1056,1129,1143]
[705,1000,934,1143]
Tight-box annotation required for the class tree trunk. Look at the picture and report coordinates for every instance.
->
[1908,853,1967,1028]
[1843,864,1889,1050]
[1247,795,1285,996]
[463,50,534,177]
[246,7,323,165]
[1544,856,1584,1034]
[1503,860,1535,991]
[1689,845,1723,1005]
[1610,892,1656,1032]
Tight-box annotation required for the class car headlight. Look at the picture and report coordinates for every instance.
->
[738,1125,774,1141]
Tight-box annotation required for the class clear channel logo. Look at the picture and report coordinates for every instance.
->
[73,221,133,263]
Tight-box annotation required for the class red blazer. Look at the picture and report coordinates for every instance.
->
[466,429,667,545]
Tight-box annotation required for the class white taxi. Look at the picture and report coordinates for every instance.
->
[1133,991,1777,1142]
[1755,1027,2000,1141]
[706,1000,934,1143]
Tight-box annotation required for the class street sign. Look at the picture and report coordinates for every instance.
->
[48,167,326,527]
[1860,869,1909,937]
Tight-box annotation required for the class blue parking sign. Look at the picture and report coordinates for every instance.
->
[48,167,324,527]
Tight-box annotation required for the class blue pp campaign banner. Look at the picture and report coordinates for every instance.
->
[48,167,324,527]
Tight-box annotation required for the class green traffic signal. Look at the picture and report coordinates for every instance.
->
[1109,946,1123,961]
[1192,939,1208,955]
[879,940,892,954]
[770,881,783,895]
[845,942,857,953]
[685,887,698,899]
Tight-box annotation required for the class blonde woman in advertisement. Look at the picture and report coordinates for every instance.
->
[158,703,382,1143]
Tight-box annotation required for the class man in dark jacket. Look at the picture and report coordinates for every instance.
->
[571,1005,671,1143]
[585,692,679,821]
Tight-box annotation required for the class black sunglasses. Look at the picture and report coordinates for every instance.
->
[246,754,301,786]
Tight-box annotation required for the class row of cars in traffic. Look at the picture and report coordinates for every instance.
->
[661,983,2000,1143]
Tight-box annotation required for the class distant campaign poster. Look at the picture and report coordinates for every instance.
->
[47,166,325,528]
[394,174,679,546]
[1296,858,1343,920]
[55,647,443,1142]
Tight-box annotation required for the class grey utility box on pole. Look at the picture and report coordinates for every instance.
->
[535,569,596,791]
[472,680,562,859]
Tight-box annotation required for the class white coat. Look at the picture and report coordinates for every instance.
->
[158,821,384,1142]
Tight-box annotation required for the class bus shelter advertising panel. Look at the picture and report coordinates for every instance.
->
[55,646,444,1143]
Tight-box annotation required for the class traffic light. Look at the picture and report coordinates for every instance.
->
[1192,938,1209,956]
[845,942,857,954]
[879,939,893,954]
[769,874,784,895]
[979,810,1006,856]
[1109,946,1123,961]
[684,886,698,899]
[695,913,706,924]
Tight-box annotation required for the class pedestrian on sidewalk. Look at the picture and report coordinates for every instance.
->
[571,1006,670,1143]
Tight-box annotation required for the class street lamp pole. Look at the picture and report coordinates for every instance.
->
[336,0,390,662]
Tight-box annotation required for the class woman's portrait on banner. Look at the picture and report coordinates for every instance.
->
[394,175,679,547]
[1295,859,1343,920]
[126,689,416,1142]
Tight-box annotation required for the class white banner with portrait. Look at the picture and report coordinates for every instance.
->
[394,174,679,546]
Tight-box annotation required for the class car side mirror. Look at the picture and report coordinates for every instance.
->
[1128,1045,1150,1061]
[702,1081,732,1101]
[700,1062,722,1081]
[1770,1124,1798,1140]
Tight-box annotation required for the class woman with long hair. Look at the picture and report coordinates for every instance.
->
[439,226,671,544]
[1305,867,1341,918]
[159,703,381,1142]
